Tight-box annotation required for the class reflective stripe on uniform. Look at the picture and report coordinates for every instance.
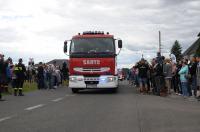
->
[19,88,23,90]
[14,66,23,71]
[14,67,19,71]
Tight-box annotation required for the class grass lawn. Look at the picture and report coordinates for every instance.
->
[2,80,68,96]
[2,82,37,96]
[22,82,38,93]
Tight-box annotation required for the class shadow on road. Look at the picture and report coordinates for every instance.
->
[75,89,118,94]
[73,80,136,95]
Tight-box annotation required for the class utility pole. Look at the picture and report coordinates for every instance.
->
[159,31,161,54]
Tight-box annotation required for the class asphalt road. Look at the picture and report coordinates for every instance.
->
[0,81,200,132]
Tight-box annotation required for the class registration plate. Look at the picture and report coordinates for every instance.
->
[86,84,97,88]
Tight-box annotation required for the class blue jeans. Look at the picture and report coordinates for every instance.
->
[181,82,188,96]
[191,75,197,96]
[139,77,147,86]
[134,75,139,86]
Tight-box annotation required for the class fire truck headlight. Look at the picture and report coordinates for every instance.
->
[107,77,115,82]
[70,77,77,82]
[99,77,107,83]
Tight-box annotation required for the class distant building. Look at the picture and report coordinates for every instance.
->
[34,59,68,69]
[46,59,69,68]
[183,33,200,58]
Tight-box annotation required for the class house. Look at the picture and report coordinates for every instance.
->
[183,33,200,58]
[46,59,69,68]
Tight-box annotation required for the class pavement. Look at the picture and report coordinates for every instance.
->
[0,81,200,132]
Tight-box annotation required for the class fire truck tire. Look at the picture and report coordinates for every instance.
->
[110,88,118,93]
[71,88,79,93]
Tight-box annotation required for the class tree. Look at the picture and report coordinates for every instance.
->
[171,40,182,61]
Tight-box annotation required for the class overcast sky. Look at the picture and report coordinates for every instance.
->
[0,0,200,68]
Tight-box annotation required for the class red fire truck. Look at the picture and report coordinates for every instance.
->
[64,31,122,93]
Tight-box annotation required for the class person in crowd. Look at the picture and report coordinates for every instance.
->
[172,62,179,95]
[178,61,189,98]
[27,62,34,83]
[14,58,26,96]
[5,57,13,94]
[128,69,132,85]
[196,56,200,100]
[150,58,157,95]
[145,60,151,93]
[130,66,137,86]
[177,61,183,95]
[163,58,173,95]
[43,64,48,89]
[0,55,10,97]
[135,66,139,87]
[32,68,37,82]
[37,62,45,89]
[153,59,163,96]
[52,61,58,89]
[3,58,10,94]
[56,67,62,86]
[61,62,69,86]
[189,56,197,97]
[148,62,154,91]
[185,59,192,96]
[10,64,17,96]
[46,64,53,89]
[135,58,149,94]
[0,54,5,101]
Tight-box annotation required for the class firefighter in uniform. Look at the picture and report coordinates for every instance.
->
[14,58,26,96]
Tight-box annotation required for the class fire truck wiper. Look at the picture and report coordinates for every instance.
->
[96,51,114,54]
[72,52,88,54]
[88,50,97,53]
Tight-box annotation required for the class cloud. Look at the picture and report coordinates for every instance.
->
[0,0,200,68]
[0,28,18,42]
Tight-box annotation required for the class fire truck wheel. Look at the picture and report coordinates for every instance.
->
[71,88,79,93]
[110,88,118,93]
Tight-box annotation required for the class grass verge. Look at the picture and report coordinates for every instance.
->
[2,80,68,96]
[2,82,37,96]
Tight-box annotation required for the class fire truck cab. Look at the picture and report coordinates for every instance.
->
[64,31,122,93]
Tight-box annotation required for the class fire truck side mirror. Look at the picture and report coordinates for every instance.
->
[64,41,68,53]
[118,40,122,48]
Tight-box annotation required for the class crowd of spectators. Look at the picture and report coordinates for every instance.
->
[36,61,69,90]
[128,54,200,101]
[0,54,69,101]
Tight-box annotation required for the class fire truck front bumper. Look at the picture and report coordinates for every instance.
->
[69,75,118,89]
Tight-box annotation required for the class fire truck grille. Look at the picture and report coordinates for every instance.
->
[83,68,101,72]
[84,77,99,84]
[84,77,99,81]
[74,67,110,73]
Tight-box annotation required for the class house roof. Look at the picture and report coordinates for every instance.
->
[46,59,68,67]
[183,34,200,56]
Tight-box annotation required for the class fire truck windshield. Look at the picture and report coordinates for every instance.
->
[70,38,115,54]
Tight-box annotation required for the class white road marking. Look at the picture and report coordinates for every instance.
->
[52,97,63,102]
[25,104,45,111]
[0,116,12,122]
